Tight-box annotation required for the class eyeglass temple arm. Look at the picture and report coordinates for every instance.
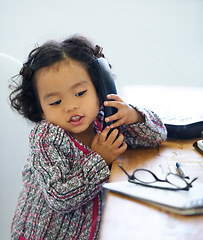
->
[188,177,198,187]
[118,164,134,180]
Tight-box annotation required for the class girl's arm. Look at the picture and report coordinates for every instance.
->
[119,106,167,148]
[29,121,110,214]
[103,94,167,148]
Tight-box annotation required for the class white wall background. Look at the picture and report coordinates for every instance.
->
[0,0,203,239]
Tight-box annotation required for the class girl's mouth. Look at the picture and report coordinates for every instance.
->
[69,115,84,126]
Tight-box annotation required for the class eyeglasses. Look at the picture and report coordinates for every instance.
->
[118,164,198,191]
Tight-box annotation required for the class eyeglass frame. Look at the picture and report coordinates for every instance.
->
[118,164,198,191]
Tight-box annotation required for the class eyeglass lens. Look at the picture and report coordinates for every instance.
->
[166,174,187,188]
[133,169,157,183]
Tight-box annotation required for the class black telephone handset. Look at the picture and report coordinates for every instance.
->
[90,58,118,130]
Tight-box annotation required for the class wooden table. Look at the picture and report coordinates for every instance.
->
[99,138,203,240]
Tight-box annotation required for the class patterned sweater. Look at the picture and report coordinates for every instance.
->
[11,108,167,240]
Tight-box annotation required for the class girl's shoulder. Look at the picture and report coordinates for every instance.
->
[29,120,68,148]
[30,120,65,137]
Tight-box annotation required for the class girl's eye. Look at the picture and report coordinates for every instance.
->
[50,100,61,106]
[76,90,87,97]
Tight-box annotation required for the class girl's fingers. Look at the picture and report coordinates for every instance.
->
[106,128,119,144]
[105,112,119,124]
[109,118,125,129]
[113,133,124,148]
[104,94,124,110]
[99,126,110,142]
[105,111,126,128]
[91,131,100,146]
[107,94,123,102]
[116,141,128,154]
[104,99,123,109]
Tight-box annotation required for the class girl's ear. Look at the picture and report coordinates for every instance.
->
[41,112,45,120]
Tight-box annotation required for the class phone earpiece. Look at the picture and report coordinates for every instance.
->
[90,58,118,131]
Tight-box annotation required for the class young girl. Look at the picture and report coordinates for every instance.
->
[9,35,167,240]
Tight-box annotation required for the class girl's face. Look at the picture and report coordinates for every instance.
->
[36,59,99,139]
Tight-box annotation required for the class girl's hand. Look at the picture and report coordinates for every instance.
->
[91,126,127,166]
[104,94,144,129]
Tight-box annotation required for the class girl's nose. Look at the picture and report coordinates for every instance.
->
[65,103,79,113]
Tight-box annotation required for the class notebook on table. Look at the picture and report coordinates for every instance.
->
[103,181,203,216]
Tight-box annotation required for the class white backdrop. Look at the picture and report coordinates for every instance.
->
[0,0,203,239]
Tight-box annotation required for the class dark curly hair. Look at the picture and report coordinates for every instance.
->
[9,34,107,122]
